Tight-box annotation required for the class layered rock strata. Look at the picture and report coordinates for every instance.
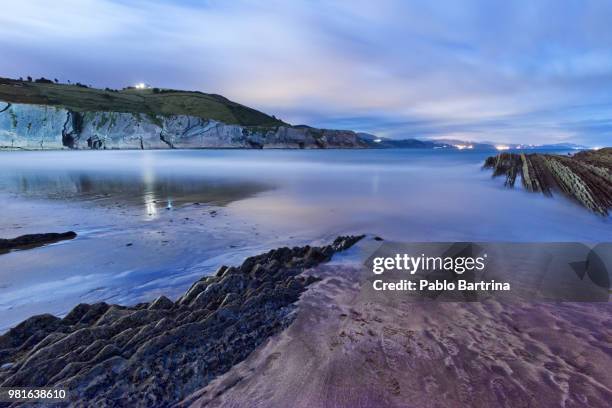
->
[483,149,612,215]
[0,235,363,407]
[0,102,369,150]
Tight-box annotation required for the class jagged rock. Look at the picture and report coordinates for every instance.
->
[178,280,211,305]
[214,265,228,277]
[0,235,364,407]
[484,149,612,215]
[0,314,61,351]
[148,296,174,310]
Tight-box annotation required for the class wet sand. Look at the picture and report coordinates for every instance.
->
[0,194,317,331]
[2,150,610,332]
[183,238,612,407]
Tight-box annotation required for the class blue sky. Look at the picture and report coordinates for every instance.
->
[1,0,611,145]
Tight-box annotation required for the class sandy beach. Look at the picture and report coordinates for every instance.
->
[183,238,612,407]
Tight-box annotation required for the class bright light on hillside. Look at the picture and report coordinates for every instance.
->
[135,83,147,89]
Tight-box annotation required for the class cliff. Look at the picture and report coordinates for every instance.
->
[483,149,612,215]
[0,78,370,150]
[0,102,370,150]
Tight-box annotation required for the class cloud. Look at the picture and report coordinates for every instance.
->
[0,0,611,145]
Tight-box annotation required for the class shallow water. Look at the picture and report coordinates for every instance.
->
[0,149,610,329]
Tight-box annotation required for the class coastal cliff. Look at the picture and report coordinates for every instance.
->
[483,149,612,215]
[0,78,370,150]
[0,102,369,150]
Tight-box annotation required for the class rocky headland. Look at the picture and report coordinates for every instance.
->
[0,78,372,150]
[483,148,612,215]
[0,235,363,407]
[0,101,373,150]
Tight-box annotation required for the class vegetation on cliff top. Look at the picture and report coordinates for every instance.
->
[0,77,286,127]
[484,148,612,215]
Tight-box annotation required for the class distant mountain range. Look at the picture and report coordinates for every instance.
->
[424,138,590,151]
[355,133,452,149]
[357,134,589,151]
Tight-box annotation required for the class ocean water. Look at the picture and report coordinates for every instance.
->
[0,149,610,329]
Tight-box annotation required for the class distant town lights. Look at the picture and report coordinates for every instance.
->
[454,144,473,150]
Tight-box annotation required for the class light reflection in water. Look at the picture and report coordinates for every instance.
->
[0,149,609,243]
[0,149,610,331]
[3,173,267,210]
[141,152,159,219]
[144,192,158,219]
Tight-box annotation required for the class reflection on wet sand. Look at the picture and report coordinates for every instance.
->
[0,149,610,331]
[2,171,271,219]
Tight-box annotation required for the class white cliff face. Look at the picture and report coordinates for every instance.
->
[0,102,69,149]
[0,102,367,150]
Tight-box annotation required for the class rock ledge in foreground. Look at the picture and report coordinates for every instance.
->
[0,235,363,407]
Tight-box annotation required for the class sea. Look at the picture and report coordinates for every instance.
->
[0,149,610,329]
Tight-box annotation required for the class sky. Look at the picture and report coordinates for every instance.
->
[1,0,611,145]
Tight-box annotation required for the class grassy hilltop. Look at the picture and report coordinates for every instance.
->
[0,77,285,127]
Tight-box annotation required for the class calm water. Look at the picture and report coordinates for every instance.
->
[0,149,610,329]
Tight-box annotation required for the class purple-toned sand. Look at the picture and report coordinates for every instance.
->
[183,255,612,407]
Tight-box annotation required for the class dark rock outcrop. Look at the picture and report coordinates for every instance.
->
[0,235,363,407]
[0,231,77,253]
[484,149,612,215]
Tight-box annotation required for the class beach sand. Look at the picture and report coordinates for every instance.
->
[183,239,612,408]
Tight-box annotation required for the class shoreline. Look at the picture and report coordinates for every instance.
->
[0,236,364,407]
[1,148,611,330]
[1,236,611,407]
[183,237,612,407]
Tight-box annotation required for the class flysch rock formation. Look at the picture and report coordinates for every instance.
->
[483,148,612,215]
[0,235,363,407]
[0,102,369,150]
[180,239,612,408]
